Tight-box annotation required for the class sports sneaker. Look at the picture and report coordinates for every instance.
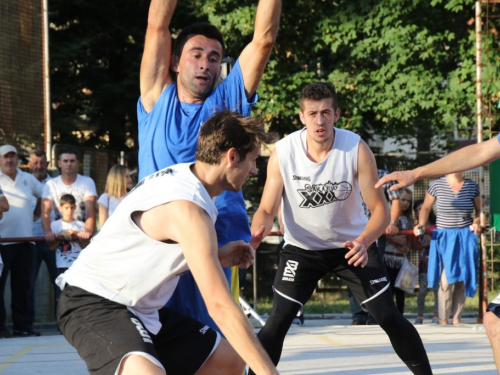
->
[0,330,12,338]
[431,317,439,324]
[13,329,41,337]
[414,317,424,325]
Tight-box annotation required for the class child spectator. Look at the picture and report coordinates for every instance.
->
[49,194,90,274]
[413,199,439,325]
[384,188,413,314]
[97,165,133,228]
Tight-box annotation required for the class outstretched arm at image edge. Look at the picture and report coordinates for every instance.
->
[376,137,500,191]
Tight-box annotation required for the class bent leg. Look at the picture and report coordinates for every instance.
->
[196,338,244,375]
[119,355,166,375]
[366,290,432,375]
[485,308,500,372]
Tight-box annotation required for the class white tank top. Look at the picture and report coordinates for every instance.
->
[57,163,217,334]
[277,128,367,250]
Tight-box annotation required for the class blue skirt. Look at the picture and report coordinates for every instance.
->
[427,227,479,298]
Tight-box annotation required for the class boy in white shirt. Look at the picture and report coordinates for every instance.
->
[49,194,90,274]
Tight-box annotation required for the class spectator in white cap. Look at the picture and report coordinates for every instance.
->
[0,144,43,338]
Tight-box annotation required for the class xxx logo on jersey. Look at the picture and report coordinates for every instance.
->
[282,260,299,281]
[297,181,352,208]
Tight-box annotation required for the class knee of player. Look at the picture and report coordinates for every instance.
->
[484,312,500,338]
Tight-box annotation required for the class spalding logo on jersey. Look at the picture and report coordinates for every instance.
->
[297,181,352,208]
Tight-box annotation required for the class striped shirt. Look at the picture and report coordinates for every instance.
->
[427,177,479,229]
[363,169,400,218]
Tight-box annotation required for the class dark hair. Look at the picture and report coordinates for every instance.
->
[299,82,339,111]
[196,110,278,165]
[413,199,436,226]
[59,194,76,206]
[58,148,78,160]
[173,22,225,58]
[30,149,46,159]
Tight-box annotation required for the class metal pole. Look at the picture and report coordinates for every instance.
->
[42,0,52,167]
[475,1,488,323]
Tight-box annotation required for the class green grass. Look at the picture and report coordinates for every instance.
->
[251,289,496,316]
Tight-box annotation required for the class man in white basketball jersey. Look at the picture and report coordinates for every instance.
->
[249,82,432,375]
[56,111,279,375]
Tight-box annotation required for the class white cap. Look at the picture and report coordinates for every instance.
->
[0,145,17,156]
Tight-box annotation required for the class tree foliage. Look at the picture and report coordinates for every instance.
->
[49,0,500,153]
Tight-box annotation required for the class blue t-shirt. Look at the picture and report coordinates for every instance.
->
[137,60,256,331]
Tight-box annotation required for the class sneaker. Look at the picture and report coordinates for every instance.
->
[0,330,12,339]
[13,329,41,337]
[431,317,439,324]
[366,319,378,325]
[414,317,423,325]
[292,318,303,326]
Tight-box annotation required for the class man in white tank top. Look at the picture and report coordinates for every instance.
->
[248,83,432,375]
[56,111,280,375]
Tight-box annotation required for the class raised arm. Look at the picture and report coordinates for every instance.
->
[239,0,281,100]
[134,200,278,375]
[346,141,389,267]
[376,137,500,191]
[140,0,177,113]
[250,150,284,250]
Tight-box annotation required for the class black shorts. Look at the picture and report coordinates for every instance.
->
[58,285,219,375]
[487,293,500,318]
[273,244,390,311]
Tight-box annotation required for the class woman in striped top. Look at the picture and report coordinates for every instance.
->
[414,172,481,325]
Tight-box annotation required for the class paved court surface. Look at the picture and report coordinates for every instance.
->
[0,316,497,374]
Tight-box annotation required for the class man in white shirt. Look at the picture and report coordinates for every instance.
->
[42,149,96,243]
[0,145,43,338]
[27,150,58,325]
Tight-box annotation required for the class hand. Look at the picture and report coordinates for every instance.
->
[58,230,72,241]
[44,231,57,243]
[218,240,255,269]
[343,239,368,268]
[250,225,266,251]
[375,171,417,191]
[77,230,92,240]
[385,223,399,235]
[470,224,483,235]
[413,225,423,237]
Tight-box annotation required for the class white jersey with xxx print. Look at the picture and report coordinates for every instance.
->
[276,128,367,250]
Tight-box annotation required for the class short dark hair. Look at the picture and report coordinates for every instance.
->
[30,149,46,159]
[299,82,338,111]
[173,22,225,58]
[59,194,76,206]
[58,148,78,160]
[196,110,278,165]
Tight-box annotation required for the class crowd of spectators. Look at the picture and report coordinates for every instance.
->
[0,141,486,338]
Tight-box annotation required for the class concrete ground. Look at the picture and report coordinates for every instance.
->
[0,315,497,374]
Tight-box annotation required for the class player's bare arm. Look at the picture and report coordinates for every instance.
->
[250,150,284,250]
[239,0,281,100]
[376,136,500,191]
[134,199,279,375]
[345,140,389,267]
[140,0,176,112]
